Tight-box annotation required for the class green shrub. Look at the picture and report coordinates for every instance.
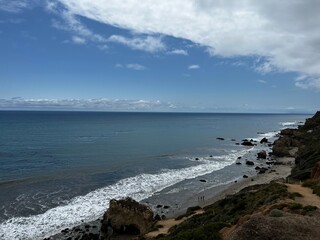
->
[303,205,318,212]
[302,179,317,188]
[289,192,303,199]
[269,209,284,217]
[289,202,303,210]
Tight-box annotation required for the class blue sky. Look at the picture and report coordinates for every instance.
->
[0,0,319,113]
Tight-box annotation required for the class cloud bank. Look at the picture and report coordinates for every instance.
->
[52,0,320,89]
[0,98,176,111]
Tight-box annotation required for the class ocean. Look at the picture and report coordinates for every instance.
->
[0,111,310,239]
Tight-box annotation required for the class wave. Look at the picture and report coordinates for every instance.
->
[280,121,297,127]
[0,149,248,240]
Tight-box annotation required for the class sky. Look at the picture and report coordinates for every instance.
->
[0,0,319,113]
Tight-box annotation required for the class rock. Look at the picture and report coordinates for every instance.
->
[225,212,320,240]
[237,157,242,159]
[236,162,242,165]
[255,166,261,170]
[154,214,161,221]
[257,150,267,159]
[195,158,199,160]
[246,160,254,166]
[266,161,275,165]
[231,139,236,141]
[311,161,320,180]
[161,215,166,220]
[156,205,162,208]
[163,205,170,209]
[101,197,154,235]
[241,140,254,146]
[199,179,207,182]
[236,143,240,145]
[209,155,213,157]
[243,175,248,178]
[217,137,225,140]
[260,137,268,144]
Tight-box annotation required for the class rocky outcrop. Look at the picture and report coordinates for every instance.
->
[241,140,254,146]
[311,161,320,180]
[290,112,320,179]
[225,211,320,240]
[101,197,154,236]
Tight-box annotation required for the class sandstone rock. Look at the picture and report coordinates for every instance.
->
[311,161,320,180]
[101,197,154,236]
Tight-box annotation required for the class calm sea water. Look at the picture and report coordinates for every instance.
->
[0,111,310,239]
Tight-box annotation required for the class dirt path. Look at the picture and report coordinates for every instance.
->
[145,210,204,238]
[286,184,320,207]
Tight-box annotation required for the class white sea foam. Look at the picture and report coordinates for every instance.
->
[0,148,249,240]
[280,121,297,127]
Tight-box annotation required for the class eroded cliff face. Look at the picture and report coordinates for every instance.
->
[272,111,320,180]
[101,197,154,236]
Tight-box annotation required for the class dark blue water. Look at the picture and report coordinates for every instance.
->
[0,111,310,239]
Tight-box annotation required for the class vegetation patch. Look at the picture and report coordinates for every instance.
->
[289,192,303,199]
[269,209,284,217]
[303,205,318,212]
[302,179,320,197]
[289,202,303,210]
[157,183,288,240]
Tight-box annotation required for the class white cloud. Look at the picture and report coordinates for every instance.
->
[126,63,146,71]
[257,79,267,84]
[168,49,188,56]
[115,63,146,70]
[0,98,175,111]
[188,64,200,70]
[108,35,166,53]
[72,35,86,44]
[0,0,32,13]
[54,0,320,89]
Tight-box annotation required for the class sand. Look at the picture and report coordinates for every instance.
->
[144,156,296,238]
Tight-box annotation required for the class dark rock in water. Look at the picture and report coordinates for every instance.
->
[251,179,254,181]
[243,175,249,178]
[195,158,199,160]
[101,197,154,235]
[260,137,268,144]
[258,167,268,174]
[235,180,238,183]
[246,161,254,166]
[241,140,254,146]
[257,150,267,159]
[199,179,207,182]
[161,215,166,220]
[266,161,275,165]
[255,166,261,170]
[237,157,242,159]
[163,205,170,209]
[209,155,213,157]
[236,143,240,145]
[154,214,161,221]
[217,137,225,140]
[231,139,236,141]
[156,204,162,208]
[236,162,242,165]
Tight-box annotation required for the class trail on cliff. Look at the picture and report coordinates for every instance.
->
[286,184,320,207]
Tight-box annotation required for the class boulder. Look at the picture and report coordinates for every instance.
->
[199,179,207,182]
[257,150,267,159]
[260,138,268,144]
[241,140,254,146]
[243,175,248,178]
[217,137,225,140]
[246,161,254,166]
[101,197,154,236]
[236,162,242,165]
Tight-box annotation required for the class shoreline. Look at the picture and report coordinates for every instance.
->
[145,156,295,238]
[46,155,295,240]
